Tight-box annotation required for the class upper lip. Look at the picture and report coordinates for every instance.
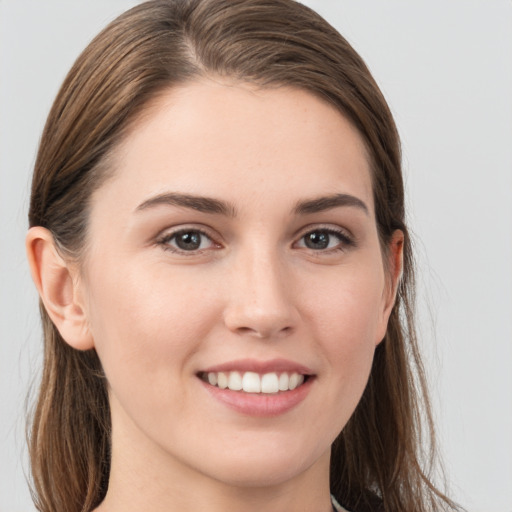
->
[199,358,314,375]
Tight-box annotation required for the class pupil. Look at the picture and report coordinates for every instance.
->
[176,231,201,250]
[305,231,329,249]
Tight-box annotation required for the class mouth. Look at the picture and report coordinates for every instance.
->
[197,358,315,416]
[198,370,311,394]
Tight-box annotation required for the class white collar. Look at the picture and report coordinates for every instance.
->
[331,494,350,512]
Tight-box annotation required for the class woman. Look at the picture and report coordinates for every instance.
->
[25,0,460,511]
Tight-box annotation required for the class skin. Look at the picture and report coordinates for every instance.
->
[27,80,402,512]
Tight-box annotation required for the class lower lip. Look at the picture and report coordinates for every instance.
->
[199,377,314,417]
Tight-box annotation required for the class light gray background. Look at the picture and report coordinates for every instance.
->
[1,1,511,511]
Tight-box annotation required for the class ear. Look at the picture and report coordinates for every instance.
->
[376,229,404,344]
[26,226,94,350]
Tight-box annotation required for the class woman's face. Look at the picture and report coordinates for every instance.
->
[79,81,398,488]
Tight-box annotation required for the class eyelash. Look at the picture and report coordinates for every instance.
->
[155,226,355,255]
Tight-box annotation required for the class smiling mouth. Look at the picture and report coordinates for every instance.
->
[198,371,310,394]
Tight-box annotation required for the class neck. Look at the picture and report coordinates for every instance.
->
[95,405,333,512]
[99,459,333,512]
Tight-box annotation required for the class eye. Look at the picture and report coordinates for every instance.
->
[296,228,354,252]
[157,229,217,253]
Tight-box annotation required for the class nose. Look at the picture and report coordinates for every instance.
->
[222,247,299,339]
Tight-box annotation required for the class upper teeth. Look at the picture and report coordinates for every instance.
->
[205,371,305,394]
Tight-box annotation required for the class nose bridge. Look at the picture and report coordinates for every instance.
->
[223,239,297,338]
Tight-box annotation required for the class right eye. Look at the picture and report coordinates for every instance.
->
[157,229,217,253]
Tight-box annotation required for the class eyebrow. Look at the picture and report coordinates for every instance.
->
[135,191,368,217]
[293,193,369,216]
[135,192,237,217]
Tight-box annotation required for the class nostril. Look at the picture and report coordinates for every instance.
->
[236,327,255,335]
[235,325,294,339]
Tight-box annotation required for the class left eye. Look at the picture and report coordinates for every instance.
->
[296,229,351,251]
[159,229,215,252]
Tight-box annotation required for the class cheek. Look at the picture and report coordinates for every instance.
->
[81,263,225,446]
[306,262,385,395]
[82,259,218,392]
[308,261,386,348]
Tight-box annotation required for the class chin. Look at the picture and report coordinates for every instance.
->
[194,439,329,489]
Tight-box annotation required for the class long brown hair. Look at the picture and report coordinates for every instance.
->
[28,1,459,511]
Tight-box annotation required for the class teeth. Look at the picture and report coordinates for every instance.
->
[289,373,303,390]
[205,371,306,394]
[261,373,279,393]
[228,372,242,391]
[242,371,261,393]
[278,373,289,391]
[217,372,228,389]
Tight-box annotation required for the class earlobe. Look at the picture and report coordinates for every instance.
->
[26,227,94,350]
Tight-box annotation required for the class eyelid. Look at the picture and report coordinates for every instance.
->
[294,223,354,239]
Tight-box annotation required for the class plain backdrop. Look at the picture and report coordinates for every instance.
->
[1,1,511,511]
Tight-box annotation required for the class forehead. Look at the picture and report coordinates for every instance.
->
[94,80,373,217]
